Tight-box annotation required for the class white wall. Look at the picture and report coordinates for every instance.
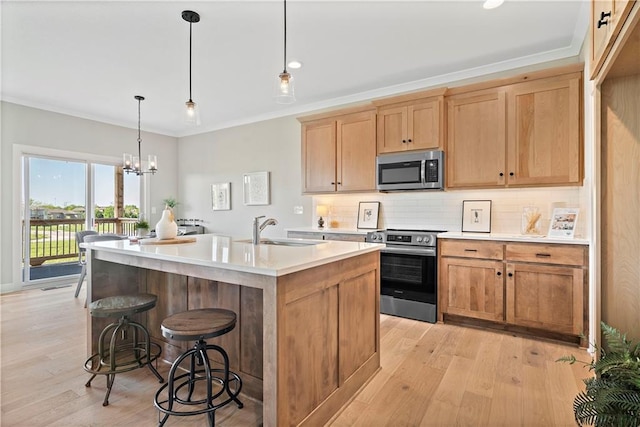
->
[176,115,312,240]
[0,102,179,290]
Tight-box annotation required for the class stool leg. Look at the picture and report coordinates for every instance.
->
[208,344,244,409]
[157,347,197,427]
[103,373,115,406]
[199,346,215,427]
[85,373,97,387]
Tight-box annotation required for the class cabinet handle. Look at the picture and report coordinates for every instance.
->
[499,172,504,177]
[598,11,611,28]
[535,253,551,258]
[464,249,477,252]
[497,271,502,276]
[508,272,513,277]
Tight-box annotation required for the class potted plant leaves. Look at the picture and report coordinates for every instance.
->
[558,322,640,427]
[134,219,150,237]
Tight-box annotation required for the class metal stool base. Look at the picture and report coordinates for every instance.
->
[154,340,243,426]
[84,316,163,406]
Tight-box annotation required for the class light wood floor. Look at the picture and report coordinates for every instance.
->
[1,285,589,426]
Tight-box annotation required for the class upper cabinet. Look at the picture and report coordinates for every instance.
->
[446,68,583,189]
[372,88,446,154]
[590,0,636,79]
[299,106,376,194]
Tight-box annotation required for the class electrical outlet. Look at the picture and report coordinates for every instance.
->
[293,206,303,214]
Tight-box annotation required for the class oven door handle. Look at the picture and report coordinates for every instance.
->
[381,246,436,256]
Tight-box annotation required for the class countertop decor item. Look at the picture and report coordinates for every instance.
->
[316,205,327,229]
[122,95,158,176]
[134,218,150,237]
[548,207,579,238]
[461,200,492,233]
[211,183,231,210]
[139,237,196,245]
[357,201,380,229]
[155,206,178,240]
[243,172,270,205]
[522,206,542,235]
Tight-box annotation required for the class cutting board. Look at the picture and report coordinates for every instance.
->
[139,237,197,245]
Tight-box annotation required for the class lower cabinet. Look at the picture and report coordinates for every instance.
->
[439,239,588,344]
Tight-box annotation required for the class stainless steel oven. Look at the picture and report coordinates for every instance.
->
[366,229,440,323]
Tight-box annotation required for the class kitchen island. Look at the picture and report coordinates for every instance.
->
[84,234,382,426]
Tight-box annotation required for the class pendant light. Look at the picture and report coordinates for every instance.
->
[123,96,157,175]
[182,10,201,125]
[275,0,295,104]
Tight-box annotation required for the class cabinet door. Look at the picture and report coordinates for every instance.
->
[376,105,406,154]
[446,90,507,188]
[302,119,336,193]
[507,74,582,186]
[440,257,504,322]
[336,110,377,192]
[408,99,441,151]
[506,263,584,335]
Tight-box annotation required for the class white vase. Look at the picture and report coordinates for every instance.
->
[155,208,177,240]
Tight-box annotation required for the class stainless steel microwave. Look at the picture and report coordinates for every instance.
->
[376,150,444,191]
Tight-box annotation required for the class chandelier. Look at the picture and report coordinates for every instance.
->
[123,95,157,175]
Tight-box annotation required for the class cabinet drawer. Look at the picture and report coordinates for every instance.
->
[287,231,323,240]
[505,243,586,266]
[324,233,365,242]
[440,240,503,260]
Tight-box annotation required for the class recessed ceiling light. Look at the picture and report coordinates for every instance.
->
[483,0,504,9]
[288,60,303,69]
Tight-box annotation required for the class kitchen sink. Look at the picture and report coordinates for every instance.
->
[235,238,324,247]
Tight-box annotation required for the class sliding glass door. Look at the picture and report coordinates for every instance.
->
[21,155,140,285]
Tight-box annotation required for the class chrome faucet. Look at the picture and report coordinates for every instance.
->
[252,216,278,244]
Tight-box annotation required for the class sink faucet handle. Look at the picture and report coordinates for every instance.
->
[254,215,265,223]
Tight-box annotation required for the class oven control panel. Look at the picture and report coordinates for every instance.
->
[366,230,440,247]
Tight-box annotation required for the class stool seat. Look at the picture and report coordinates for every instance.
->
[89,293,157,318]
[161,308,236,341]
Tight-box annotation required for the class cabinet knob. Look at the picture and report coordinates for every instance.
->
[509,172,514,177]
[402,139,407,143]
[598,11,611,28]
[337,182,342,185]
[499,172,504,177]
[331,182,335,185]
[407,139,412,143]
[497,271,502,276]
[508,272,513,277]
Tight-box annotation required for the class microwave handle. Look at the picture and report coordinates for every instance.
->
[420,160,426,186]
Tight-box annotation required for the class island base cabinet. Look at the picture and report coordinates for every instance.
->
[506,263,585,336]
[277,252,380,426]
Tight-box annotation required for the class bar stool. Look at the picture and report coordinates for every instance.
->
[84,293,164,406]
[154,308,243,426]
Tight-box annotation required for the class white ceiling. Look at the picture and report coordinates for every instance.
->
[1,1,589,137]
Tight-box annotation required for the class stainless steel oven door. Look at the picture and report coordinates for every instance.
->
[379,247,437,305]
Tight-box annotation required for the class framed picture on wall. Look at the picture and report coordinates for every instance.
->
[461,200,492,233]
[243,172,270,205]
[357,201,380,229]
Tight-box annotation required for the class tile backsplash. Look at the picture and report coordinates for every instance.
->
[313,186,588,238]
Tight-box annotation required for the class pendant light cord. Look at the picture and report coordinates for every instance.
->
[283,0,287,73]
[189,21,193,101]
[137,97,142,162]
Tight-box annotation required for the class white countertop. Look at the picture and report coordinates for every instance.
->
[286,227,373,235]
[82,234,383,277]
[438,231,589,245]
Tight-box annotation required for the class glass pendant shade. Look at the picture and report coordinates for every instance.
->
[275,71,295,104]
[185,99,200,125]
[148,155,158,171]
[123,153,133,170]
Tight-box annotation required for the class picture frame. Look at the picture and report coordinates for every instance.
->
[548,207,579,238]
[462,200,492,233]
[243,171,270,206]
[211,182,231,211]
[357,201,380,229]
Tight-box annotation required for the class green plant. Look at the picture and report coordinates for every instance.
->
[558,322,640,427]
[162,197,179,209]
[135,219,149,230]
